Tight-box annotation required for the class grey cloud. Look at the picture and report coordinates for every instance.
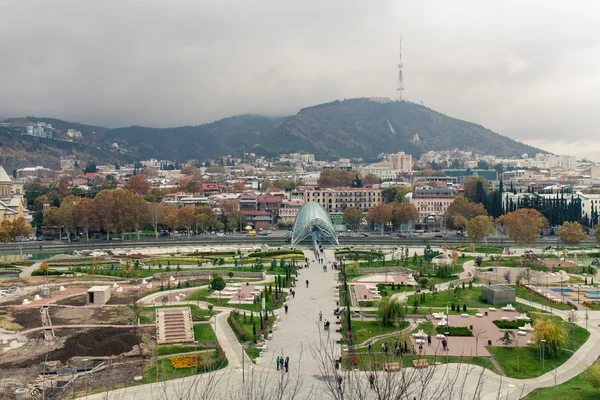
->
[0,0,599,159]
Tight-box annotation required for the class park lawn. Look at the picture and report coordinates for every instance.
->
[187,288,235,305]
[408,287,492,309]
[377,284,419,297]
[480,259,520,268]
[232,293,287,312]
[488,324,589,379]
[351,320,410,345]
[138,305,217,323]
[143,350,225,383]
[156,345,213,356]
[585,303,600,310]
[510,286,575,311]
[523,358,600,400]
[193,324,217,343]
[457,246,504,254]
[349,350,496,372]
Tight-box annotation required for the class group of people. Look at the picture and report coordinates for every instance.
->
[276,356,290,373]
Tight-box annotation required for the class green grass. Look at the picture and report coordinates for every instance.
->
[186,289,212,301]
[523,358,600,399]
[349,351,496,372]
[228,311,275,359]
[156,345,212,356]
[193,324,217,343]
[232,293,287,312]
[142,350,225,383]
[138,305,217,323]
[510,285,575,310]
[407,287,492,309]
[457,246,504,254]
[488,324,590,379]
[351,320,410,345]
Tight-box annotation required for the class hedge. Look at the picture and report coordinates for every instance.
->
[493,320,525,329]
[435,326,473,337]
[247,250,303,258]
[31,269,64,276]
[228,311,247,341]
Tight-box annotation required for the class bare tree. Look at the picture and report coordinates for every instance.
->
[472,327,487,359]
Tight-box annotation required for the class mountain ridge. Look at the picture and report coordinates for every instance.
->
[1,98,545,170]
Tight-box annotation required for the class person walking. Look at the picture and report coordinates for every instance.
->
[369,373,375,389]
[284,356,289,373]
[319,311,323,322]
[368,343,372,354]
[276,356,280,371]
[284,304,289,314]
[305,279,309,288]
[291,289,295,298]
[427,334,432,346]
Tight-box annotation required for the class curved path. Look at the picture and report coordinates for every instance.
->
[75,248,600,399]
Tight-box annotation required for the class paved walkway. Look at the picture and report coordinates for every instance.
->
[258,249,339,374]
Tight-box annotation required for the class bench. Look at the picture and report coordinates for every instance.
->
[384,362,401,372]
[412,359,429,369]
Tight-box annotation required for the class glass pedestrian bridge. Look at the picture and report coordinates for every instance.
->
[290,201,339,246]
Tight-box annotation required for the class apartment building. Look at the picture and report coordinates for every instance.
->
[278,199,305,224]
[300,187,382,216]
[411,187,457,221]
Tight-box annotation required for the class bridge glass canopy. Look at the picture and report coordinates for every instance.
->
[291,201,339,245]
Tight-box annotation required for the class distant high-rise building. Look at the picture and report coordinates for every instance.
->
[390,152,412,172]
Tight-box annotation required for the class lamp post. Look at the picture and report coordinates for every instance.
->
[446,302,449,363]
[541,340,546,372]
[586,308,589,331]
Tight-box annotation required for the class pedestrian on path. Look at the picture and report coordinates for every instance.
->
[291,289,295,298]
[284,356,289,373]
[276,356,280,370]
[427,335,432,346]
[319,311,323,321]
[284,304,289,314]
[368,343,372,354]
[306,279,309,288]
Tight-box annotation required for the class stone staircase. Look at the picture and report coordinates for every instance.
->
[156,307,194,344]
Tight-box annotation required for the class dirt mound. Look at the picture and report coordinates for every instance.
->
[47,327,138,362]
[12,308,41,329]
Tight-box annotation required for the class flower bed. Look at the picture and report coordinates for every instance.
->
[169,355,203,369]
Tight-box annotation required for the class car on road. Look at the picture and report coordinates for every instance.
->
[359,233,369,237]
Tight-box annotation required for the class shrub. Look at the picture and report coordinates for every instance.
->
[493,320,524,329]
[435,326,473,336]
[228,311,247,341]
[31,269,63,276]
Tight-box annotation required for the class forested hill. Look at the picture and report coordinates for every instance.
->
[2,99,544,169]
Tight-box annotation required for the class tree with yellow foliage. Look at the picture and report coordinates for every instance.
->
[532,316,567,356]
[466,215,495,244]
[497,208,547,246]
[557,221,587,245]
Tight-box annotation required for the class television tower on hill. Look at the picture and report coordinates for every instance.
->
[396,35,404,101]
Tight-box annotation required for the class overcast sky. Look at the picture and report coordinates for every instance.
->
[1,1,599,160]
